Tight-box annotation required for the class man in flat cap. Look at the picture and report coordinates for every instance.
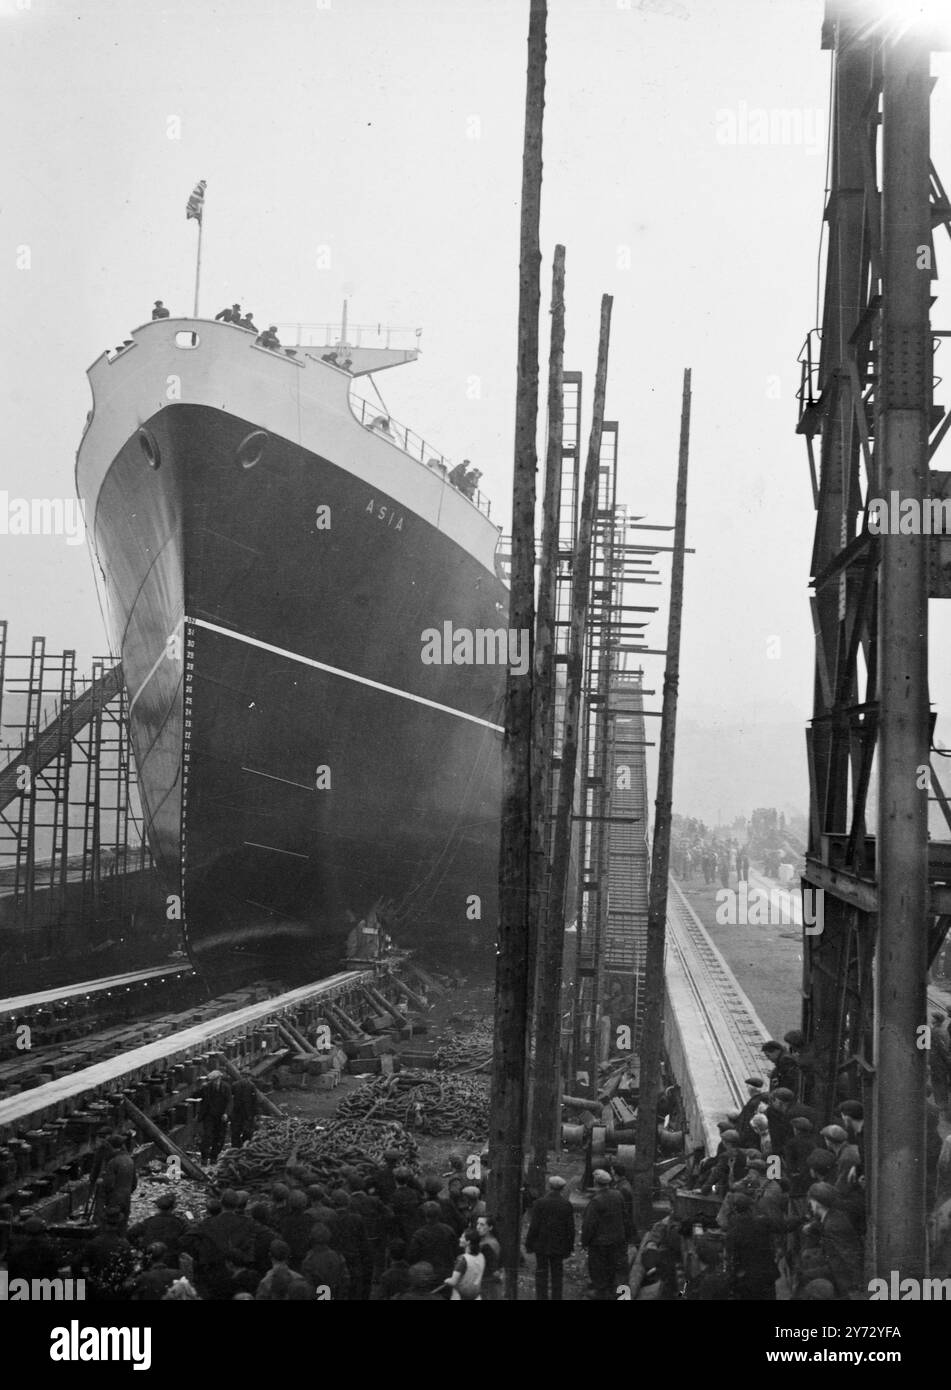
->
[736,1076,767,1147]
[724,1191,779,1300]
[766,1086,801,1155]
[525,1175,576,1301]
[820,1123,862,1195]
[581,1170,631,1300]
[762,1039,801,1095]
[699,1130,747,1197]
[835,1099,865,1159]
[802,1182,863,1298]
[197,1069,232,1166]
[100,1135,137,1231]
[806,1147,836,1181]
[128,1191,187,1258]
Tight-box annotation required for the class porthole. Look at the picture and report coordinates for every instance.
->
[236,430,269,470]
[138,427,161,470]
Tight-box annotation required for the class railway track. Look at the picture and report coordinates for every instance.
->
[664,877,771,1152]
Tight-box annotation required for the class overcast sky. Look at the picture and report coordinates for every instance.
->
[2,0,950,818]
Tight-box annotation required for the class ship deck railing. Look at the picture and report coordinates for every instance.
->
[274,322,423,352]
[348,392,493,520]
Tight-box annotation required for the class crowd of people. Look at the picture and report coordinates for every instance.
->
[4,1139,509,1301]
[5,1022,949,1299]
[673,838,750,888]
[446,460,483,500]
[149,298,290,355]
[670,1027,951,1299]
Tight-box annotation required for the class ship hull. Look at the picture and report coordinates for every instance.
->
[86,389,506,980]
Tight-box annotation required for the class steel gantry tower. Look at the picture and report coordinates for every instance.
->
[797,0,951,1278]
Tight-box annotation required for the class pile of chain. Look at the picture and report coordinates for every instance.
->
[335,1069,489,1141]
[432,1018,494,1071]
[215,1116,417,1190]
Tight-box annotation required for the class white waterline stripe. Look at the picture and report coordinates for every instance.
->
[241,766,316,792]
[189,617,506,734]
[243,841,310,859]
[128,618,184,715]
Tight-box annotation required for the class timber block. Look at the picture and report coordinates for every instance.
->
[353,1036,396,1059]
[362,1014,395,1035]
[399,1050,435,1069]
[347,1058,383,1076]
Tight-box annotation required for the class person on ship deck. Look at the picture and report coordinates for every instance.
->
[255,325,281,350]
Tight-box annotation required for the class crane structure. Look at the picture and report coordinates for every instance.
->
[797,0,951,1277]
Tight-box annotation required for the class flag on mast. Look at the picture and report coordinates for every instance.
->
[186,180,207,223]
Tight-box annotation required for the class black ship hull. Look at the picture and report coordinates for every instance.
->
[84,380,507,980]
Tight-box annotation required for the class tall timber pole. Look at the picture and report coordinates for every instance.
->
[488,0,546,1300]
[872,26,932,1281]
[529,288,613,1192]
[525,243,566,1188]
[632,369,691,1229]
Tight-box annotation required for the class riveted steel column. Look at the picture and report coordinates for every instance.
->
[872,28,932,1281]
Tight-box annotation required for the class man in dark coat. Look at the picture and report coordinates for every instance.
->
[301,1223,349,1299]
[100,1136,137,1229]
[272,1189,315,1269]
[247,1202,281,1274]
[389,1168,423,1242]
[783,1116,815,1181]
[683,1236,731,1300]
[229,1074,258,1148]
[179,1197,232,1299]
[328,1190,372,1299]
[525,1174,576,1301]
[762,1041,801,1095]
[373,1149,401,1204]
[802,1182,864,1298]
[699,1130,747,1196]
[725,1192,779,1300]
[765,1088,796,1154]
[151,300,170,320]
[581,1169,630,1300]
[423,1175,465,1236]
[203,1187,257,1267]
[406,1201,458,1282]
[128,1191,187,1258]
[735,1077,768,1147]
[197,1070,231,1165]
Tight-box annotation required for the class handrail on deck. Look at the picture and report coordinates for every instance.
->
[348,393,492,520]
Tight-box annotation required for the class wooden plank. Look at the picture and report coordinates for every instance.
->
[0,969,374,1135]
[0,962,192,1020]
